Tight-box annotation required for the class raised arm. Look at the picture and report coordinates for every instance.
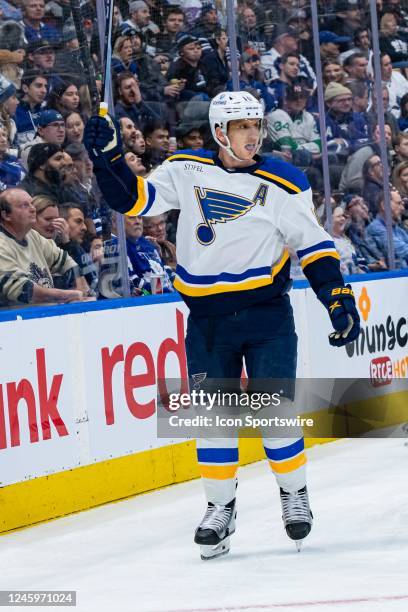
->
[84,115,180,217]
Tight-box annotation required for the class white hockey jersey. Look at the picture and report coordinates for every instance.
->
[97,149,342,315]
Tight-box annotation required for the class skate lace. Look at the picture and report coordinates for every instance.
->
[281,489,310,524]
[200,504,232,532]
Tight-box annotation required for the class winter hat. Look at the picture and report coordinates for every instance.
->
[28,143,62,174]
[129,0,148,12]
[176,32,199,50]
[62,22,77,44]
[0,75,16,104]
[324,81,352,102]
[0,21,25,51]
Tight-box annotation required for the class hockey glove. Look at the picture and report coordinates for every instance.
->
[83,115,123,168]
[318,284,360,347]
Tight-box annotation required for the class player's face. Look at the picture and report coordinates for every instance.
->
[226,119,261,161]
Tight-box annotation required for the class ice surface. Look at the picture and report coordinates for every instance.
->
[1,438,407,612]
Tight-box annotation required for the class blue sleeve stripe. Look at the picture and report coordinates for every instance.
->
[197,448,239,463]
[264,438,304,461]
[142,182,156,215]
[297,241,336,259]
[176,264,272,285]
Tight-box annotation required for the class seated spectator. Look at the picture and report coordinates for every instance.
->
[25,39,62,91]
[120,117,143,154]
[114,71,161,131]
[269,51,307,108]
[0,188,88,306]
[340,123,393,193]
[362,154,385,216]
[0,21,26,88]
[123,0,160,52]
[348,81,369,114]
[340,27,373,64]
[59,203,99,294]
[202,28,229,97]
[319,31,350,63]
[345,194,388,271]
[123,31,176,107]
[229,50,276,113]
[325,82,369,158]
[322,60,347,87]
[19,0,60,43]
[63,143,94,213]
[176,123,205,150]
[330,205,365,275]
[64,111,85,145]
[398,93,408,132]
[111,35,139,77]
[156,7,186,57]
[143,120,174,168]
[328,0,364,42]
[32,194,67,241]
[380,53,408,118]
[101,214,174,298]
[379,11,408,65]
[237,5,271,54]
[393,132,408,167]
[343,52,370,85]
[191,5,220,40]
[167,34,210,102]
[261,24,316,89]
[367,190,408,268]
[266,84,320,160]
[125,151,147,177]
[47,80,82,118]
[0,75,19,156]
[143,213,177,270]
[0,125,25,191]
[14,70,48,145]
[392,161,408,198]
[367,84,400,138]
[0,0,22,20]
[20,142,79,204]
[20,109,65,169]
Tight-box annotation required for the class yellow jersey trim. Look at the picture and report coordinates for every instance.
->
[254,169,302,193]
[301,251,341,269]
[167,154,215,165]
[174,250,290,297]
[125,176,147,217]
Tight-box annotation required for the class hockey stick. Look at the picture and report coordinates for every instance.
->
[69,0,100,114]
[101,0,115,106]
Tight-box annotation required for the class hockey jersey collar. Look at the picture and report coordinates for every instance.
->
[213,151,263,173]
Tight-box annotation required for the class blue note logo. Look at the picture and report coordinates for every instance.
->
[195,184,269,245]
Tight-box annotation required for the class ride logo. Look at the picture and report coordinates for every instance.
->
[346,286,408,384]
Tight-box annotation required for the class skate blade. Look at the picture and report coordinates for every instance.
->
[200,537,230,560]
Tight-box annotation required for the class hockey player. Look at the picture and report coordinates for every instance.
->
[83,92,360,560]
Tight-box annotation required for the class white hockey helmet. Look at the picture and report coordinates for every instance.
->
[209,91,264,160]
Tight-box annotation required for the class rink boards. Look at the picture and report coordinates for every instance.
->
[0,271,407,533]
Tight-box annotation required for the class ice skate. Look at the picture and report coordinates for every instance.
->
[194,499,236,560]
[280,485,313,551]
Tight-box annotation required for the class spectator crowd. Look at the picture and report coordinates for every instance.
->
[0,0,408,307]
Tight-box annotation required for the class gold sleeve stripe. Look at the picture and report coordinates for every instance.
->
[125,176,147,217]
[301,251,340,269]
